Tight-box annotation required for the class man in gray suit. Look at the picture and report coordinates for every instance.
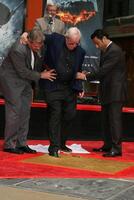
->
[34,3,65,35]
[77,29,127,157]
[0,29,56,154]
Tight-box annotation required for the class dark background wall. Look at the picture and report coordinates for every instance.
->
[103,0,134,107]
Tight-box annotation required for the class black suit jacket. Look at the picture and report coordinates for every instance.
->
[40,33,86,92]
[87,42,127,104]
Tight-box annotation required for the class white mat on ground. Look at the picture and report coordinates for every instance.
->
[29,144,90,154]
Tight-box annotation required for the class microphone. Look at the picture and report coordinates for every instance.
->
[48,15,53,25]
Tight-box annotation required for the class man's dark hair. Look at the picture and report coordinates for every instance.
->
[27,28,44,42]
[91,29,109,40]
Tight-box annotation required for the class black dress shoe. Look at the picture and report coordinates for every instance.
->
[4,148,24,154]
[103,151,122,157]
[49,151,59,158]
[60,145,72,153]
[93,147,111,152]
[17,145,37,154]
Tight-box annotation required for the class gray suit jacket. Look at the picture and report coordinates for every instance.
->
[0,40,41,96]
[34,16,65,35]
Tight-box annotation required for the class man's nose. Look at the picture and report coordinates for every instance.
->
[34,46,41,51]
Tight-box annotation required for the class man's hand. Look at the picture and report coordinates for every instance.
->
[78,91,84,98]
[20,32,28,44]
[40,69,57,81]
[76,72,86,80]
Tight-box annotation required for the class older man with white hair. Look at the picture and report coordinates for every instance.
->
[39,27,86,157]
[34,3,65,35]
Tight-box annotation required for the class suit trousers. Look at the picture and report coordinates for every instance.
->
[101,102,123,153]
[0,79,32,149]
[44,85,77,153]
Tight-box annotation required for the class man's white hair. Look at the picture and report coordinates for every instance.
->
[46,3,58,11]
[65,27,81,41]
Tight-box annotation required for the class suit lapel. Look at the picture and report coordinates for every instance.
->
[26,46,32,70]
[42,16,49,31]
[100,44,112,66]
[34,52,40,71]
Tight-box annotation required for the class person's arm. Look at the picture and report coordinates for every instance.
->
[76,49,121,82]
[92,50,121,79]
[10,49,56,81]
[40,69,56,81]
[76,71,90,80]
[20,31,53,46]
[87,49,121,81]
[73,48,86,92]
[34,19,42,31]
[20,32,28,44]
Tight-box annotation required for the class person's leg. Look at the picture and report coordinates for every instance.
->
[103,102,123,157]
[48,101,62,153]
[60,90,77,149]
[101,104,112,149]
[4,99,21,149]
[93,104,112,152]
[0,75,27,153]
[15,84,36,153]
[16,84,32,147]
[45,91,63,154]
[3,92,26,154]
[109,102,123,153]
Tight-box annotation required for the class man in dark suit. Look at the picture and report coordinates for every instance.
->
[0,29,56,154]
[76,29,127,157]
[40,27,86,157]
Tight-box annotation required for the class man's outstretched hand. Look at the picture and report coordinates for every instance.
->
[41,69,57,81]
[76,71,89,80]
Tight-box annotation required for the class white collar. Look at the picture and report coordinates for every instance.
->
[106,41,112,49]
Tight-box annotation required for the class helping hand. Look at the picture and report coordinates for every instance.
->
[78,91,84,98]
[41,69,57,81]
[20,32,28,44]
[76,72,86,80]
[76,71,90,80]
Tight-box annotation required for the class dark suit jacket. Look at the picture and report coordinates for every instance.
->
[87,42,127,104]
[40,33,86,92]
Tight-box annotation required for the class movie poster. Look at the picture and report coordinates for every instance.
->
[0,0,25,65]
[47,0,104,69]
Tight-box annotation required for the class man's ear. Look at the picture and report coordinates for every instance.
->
[102,36,108,46]
[102,36,106,42]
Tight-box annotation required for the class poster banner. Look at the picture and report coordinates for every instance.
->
[0,0,25,65]
[47,0,104,70]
